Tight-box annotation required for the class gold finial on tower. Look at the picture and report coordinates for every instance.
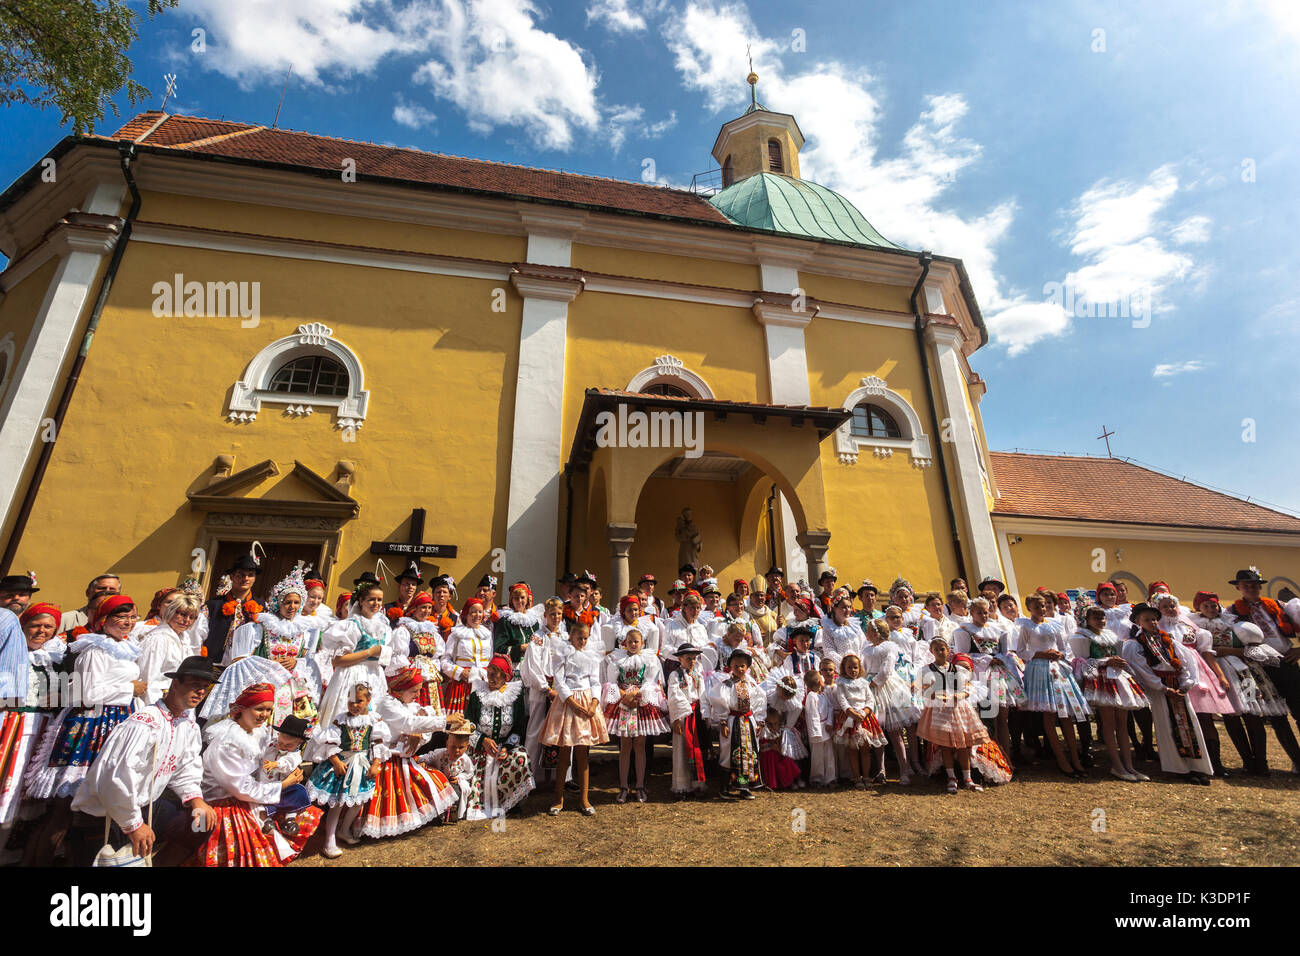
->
[746,44,758,106]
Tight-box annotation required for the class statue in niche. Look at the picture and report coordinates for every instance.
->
[675,507,702,569]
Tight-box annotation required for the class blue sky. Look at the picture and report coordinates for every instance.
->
[4,0,1300,512]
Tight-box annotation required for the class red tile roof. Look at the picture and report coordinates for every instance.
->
[104,112,732,225]
[989,452,1300,534]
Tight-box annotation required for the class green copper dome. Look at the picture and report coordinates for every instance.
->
[709,172,901,249]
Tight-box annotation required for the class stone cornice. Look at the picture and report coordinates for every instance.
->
[510,265,585,302]
[752,293,819,328]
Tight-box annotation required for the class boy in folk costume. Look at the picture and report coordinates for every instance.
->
[667,643,708,799]
[1120,603,1214,785]
[708,646,767,800]
[257,715,313,837]
[803,669,835,788]
[420,716,476,822]
[521,599,566,780]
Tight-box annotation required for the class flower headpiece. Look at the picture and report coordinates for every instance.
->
[267,566,309,614]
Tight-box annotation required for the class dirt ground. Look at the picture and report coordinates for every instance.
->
[295,734,1300,867]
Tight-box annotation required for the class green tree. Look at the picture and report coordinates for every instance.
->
[1,0,179,134]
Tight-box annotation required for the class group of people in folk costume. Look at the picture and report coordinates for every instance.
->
[1,551,1299,865]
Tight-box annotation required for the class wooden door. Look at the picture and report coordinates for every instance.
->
[208,540,322,602]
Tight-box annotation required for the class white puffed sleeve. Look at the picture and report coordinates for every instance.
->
[204,737,280,805]
[226,621,261,661]
[79,646,136,707]
[667,671,694,723]
[322,619,359,656]
[72,714,156,831]
[1069,633,1091,662]
[169,727,204,806]
[136,632,178,703]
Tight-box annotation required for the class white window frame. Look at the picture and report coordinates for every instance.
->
[227,323,369,429]
[625,354,715,399]
[834,376,932,466]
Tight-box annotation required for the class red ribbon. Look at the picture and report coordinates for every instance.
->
[682,705,706,782]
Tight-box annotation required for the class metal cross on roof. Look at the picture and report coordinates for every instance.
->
[1097,424,1116,457]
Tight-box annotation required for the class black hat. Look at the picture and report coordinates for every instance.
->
[856,580,878,596]
[788,621,816,641]
[574,570,597,587]
[765,566,785,578]
[430,574,454,591]
[272,715,312,739]
[978,576,1005,591]
[396,561,423,584]
[477,574,498,591]
[225,554,261,575]
[163,656,221,683]
[819,569,837,583]
[1129,602,1160,623]
[558,571,578,585]
[353,571,382,588]
[727,646,753,663]
[0,573,38,594]
[678,563,697,575]
[1230,568,1265,586]
[675,642,704,657]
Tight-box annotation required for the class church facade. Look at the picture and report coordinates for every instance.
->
[1,92,1297,603]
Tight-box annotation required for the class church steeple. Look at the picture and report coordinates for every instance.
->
[711,62,803,187]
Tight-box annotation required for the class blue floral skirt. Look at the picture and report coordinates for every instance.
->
[25,705,133,800]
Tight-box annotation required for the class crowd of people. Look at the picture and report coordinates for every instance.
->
[0,553,1298,867]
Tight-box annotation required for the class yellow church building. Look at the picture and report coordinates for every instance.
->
[2,82,1298,604]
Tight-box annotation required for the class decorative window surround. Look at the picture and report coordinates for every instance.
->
[834,376,932,467]
[228,323,368,428]
[625,354,715,399]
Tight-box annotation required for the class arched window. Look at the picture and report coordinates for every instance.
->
[722,155,734,187]
[850,403,901,439]
[642,382,692,398]
[269,355,350,397]
[625,354,715,399]
[767,139,783,173]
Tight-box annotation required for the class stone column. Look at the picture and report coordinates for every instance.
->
[796,530,832,588]
[607,522,637,601]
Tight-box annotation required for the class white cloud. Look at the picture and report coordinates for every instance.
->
[587,0,646,32]
[607,105,677,151]
[1170,214,1212,245]
[1152,360,1207,378]
[393,95,437,128]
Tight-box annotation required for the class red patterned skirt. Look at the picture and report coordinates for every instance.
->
[442,679,470,716]
[360,756,456,838]
[193,797,322,867]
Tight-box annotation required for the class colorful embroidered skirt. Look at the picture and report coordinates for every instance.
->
[979,657,1027,708]
[973,739,1014,784]
[0,711,45,825]
[1221,658,1289,718]
[194,797,320,867]
[1020,659,1091,721]
[360,756,456,837]
[441,678,470,716]
[307,751,376,807]
[759,749,801,790]
[722,716,761,788]
[25,705,132,800]
[603,700,671,738]
[918,701,990,749]
[541,691,609,748]
[1076,661,1148,710]
[833,711,886,749]
[465,746,535,820]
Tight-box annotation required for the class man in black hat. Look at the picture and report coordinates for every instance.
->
[764,566,785,614]
[977,577,1004,604]
[197,554,261,661]
[0,572,38,615]
[387,561,424,617]
[816,568,838,615]
[71,656,220,864]
[1227,568,1300,723]
[475,573,499,623]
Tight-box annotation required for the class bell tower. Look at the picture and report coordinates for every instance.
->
[710,63,804,187]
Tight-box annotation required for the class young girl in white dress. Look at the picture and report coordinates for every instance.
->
[666,644,708,798]
[542,621,608,816]
[1015,594,1089,779]
[865,619,922,785]
[440,599,494,716]
[307,680,391,858]
[917,640,990,794]
[602,628,670,804]
[1070,606,1149,782]
[833,653,887,788]
[389,592,445,710]
[882,606,927,776]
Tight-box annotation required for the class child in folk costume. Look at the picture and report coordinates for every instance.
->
[819,595,867,668]
[494,582,543,666]
[1070,606,1149,782]
[865,619,922,785]
[917,640,990,794]
[521,599,565,780]
[833,653,887,788]
[760,674,806,791]
[361,667,456,838]
[602,628,670,804]
[420,716,475,822]
[307,681,392,858]
[602,593,658,658]
[197,683,321,866]
[1120,603,1214,785]
[953,656,1014,786]
[390,592,445,709]
[802,670,836,788]
[256,715,314,837]
[1192,592,1300,775]
[954,597,1025,764]
[1156,593,1234,778]
[463,656,535,819]
[883,604,929,775]
[708,646,767,800]
[1014,594,1090,779]
[309,581,393,760]
[440,598,494,716]
[542,621,609,816]
[255,567,324,730]
[667,643,708,798]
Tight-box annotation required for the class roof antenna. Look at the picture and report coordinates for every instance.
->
[159,73,178,113]
[272,64,293,129]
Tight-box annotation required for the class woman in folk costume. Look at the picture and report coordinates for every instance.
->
[1192,592,1300,775]
[463,655,535,819]
[1120,603,1214,784]
[954,597,1024,764]
[542,621,608,816]
[196,682,321,866]
[917,641,990,794]
[390,592,445,709]
[601,593,659,659]
[1014,593,1090,779]
[136,592,203,704]
[26,595,146,803]
[495,582,543,666]
[308,578,394,758]
[601,628,670,804]
[521,599,566,779]
[865,618,923,784]
[440,598,495,716]
[819,594,867,669]
[302,576,335,688]
[1069,606,1149,782]
[0,603,64,844]
[1154,593,1233,778]
[832,653,886,788]
[708,645,767,800]
[254,567,325,730]
[666,643,708,798]
[308,680,392,858]
[361,666,456,838]
[745,579,780,648]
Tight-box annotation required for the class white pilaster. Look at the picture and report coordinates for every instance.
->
[925,323,1003,580]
